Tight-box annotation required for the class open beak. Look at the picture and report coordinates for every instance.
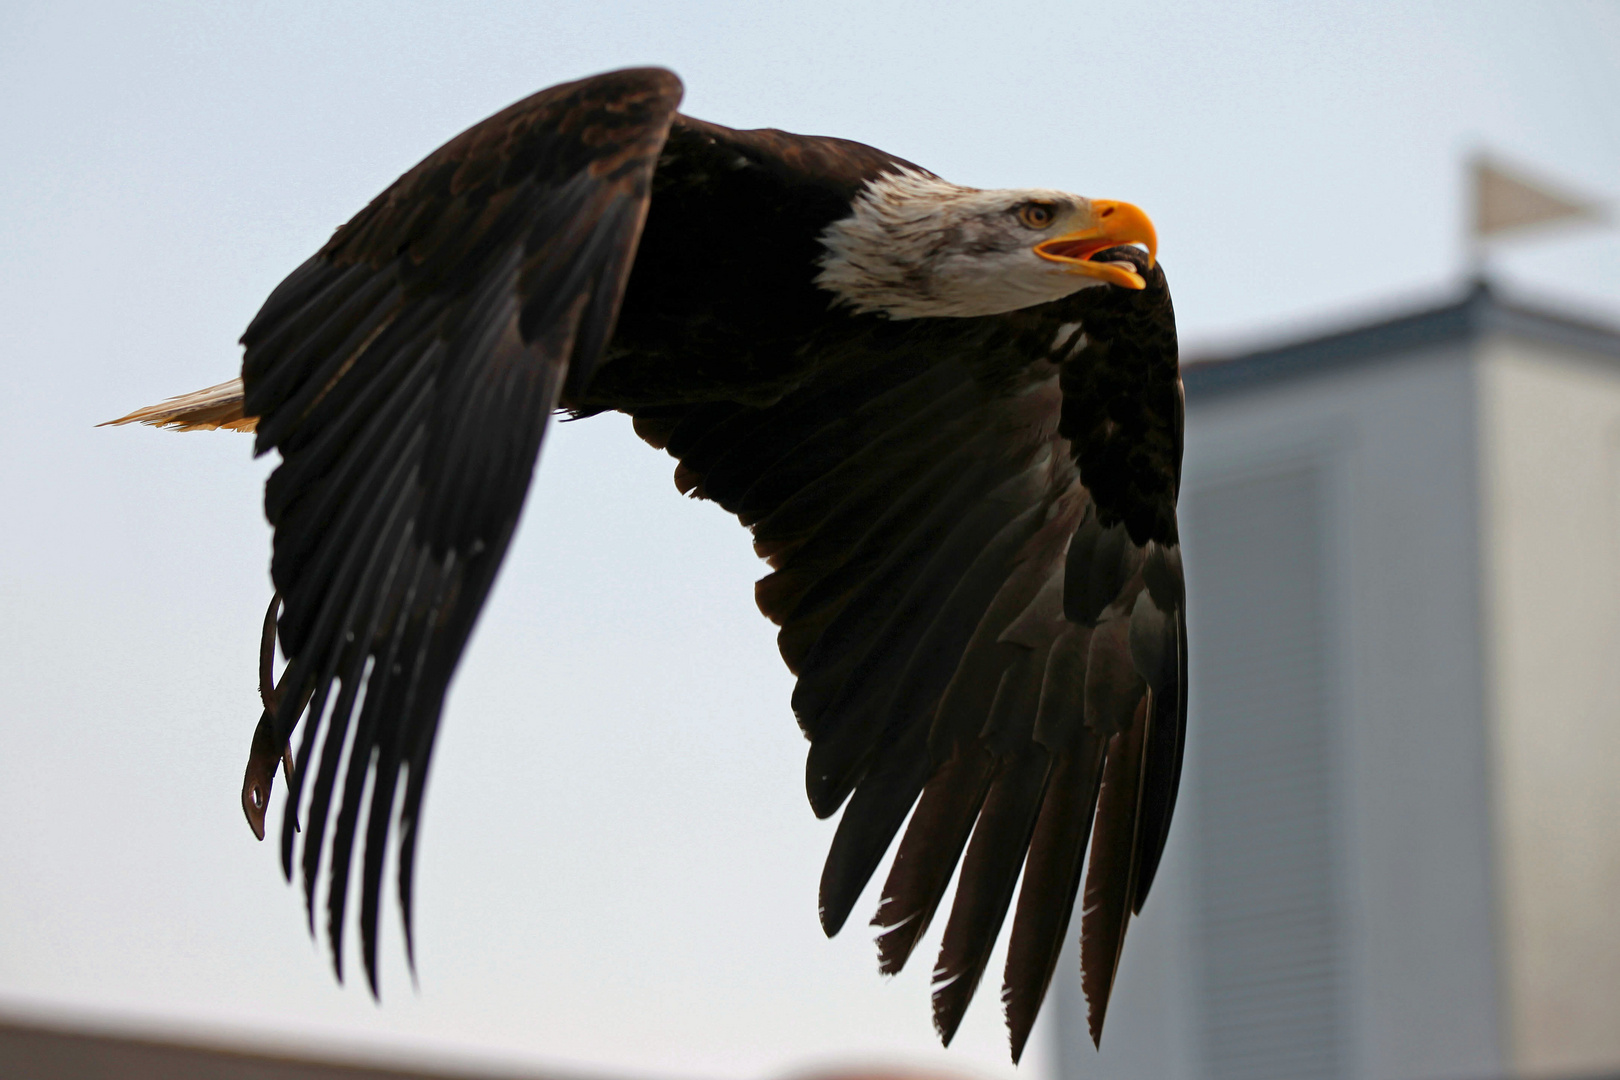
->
[1034,200,1157,289]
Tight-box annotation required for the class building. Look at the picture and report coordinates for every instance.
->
[1054,281,1620,1080]
[0,1013,534,1080]
[0,1014,967,1080]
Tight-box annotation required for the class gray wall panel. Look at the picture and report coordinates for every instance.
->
[1187,466,1345,1080]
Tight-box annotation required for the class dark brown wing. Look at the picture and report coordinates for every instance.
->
[240,67,682,992]
[631,249,1182,1058]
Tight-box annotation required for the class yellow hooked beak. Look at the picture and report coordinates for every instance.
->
[1033,200,1158,289]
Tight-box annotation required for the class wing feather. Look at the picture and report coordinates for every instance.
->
[1079,695,1151,1045]
[242,67,683,990]
[643,252,1182,1055]
[802,456,1052,815]
[932,738,1053,1044]
[873,745,997,970]
[818,495,1050,935]
[1002,728,1106,1060]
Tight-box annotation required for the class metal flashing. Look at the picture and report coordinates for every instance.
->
[1184,280,1620,400]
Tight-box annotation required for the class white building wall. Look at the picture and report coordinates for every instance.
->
[1056,345,1503,1080]
[1478,334,1620,1076]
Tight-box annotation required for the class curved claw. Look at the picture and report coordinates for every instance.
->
[259,592,283,716]
[243,593,296,839]
[242,713,279,841]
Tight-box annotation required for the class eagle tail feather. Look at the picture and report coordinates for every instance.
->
[99,377,254,432]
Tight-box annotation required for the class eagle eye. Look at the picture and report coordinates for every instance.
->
[1017,202,1056,229]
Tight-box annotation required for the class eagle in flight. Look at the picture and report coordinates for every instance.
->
[107,67,1185,1061]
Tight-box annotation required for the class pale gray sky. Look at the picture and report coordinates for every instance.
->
[1,2,1617,1079]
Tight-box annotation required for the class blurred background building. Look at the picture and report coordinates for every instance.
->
[0,1013,509,1080]
[0,1017,957,1080]
[1054,263,1620,1080]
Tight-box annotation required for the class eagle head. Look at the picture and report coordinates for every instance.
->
[816,167,1157,320]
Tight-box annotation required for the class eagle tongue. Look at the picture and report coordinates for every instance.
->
[1041,237,1121,262]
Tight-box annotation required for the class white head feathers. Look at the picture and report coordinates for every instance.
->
[814,167,1113,320]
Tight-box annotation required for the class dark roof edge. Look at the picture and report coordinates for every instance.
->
[1183,278,1620,400]
[0,1011,610,1080]
[1486,287,1620,361]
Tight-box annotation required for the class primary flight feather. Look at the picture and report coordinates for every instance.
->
[106,66,1185,1060]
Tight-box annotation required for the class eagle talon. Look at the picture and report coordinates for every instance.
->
[242,713,280,841]
[259,592,282,716]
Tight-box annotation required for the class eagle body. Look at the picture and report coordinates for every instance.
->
[108,67,1185,1061]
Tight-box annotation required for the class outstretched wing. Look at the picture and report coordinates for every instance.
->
[633,259,1182,1057]
[241,67,682,991]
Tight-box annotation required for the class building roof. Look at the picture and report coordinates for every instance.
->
[0,1014,982,1080]
[1183,279,1620,401]
[0,1015,559,1080]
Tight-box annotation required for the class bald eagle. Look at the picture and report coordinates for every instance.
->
[106,67,1184,1059]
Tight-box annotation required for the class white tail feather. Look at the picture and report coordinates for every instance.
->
[100,377,255,432]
